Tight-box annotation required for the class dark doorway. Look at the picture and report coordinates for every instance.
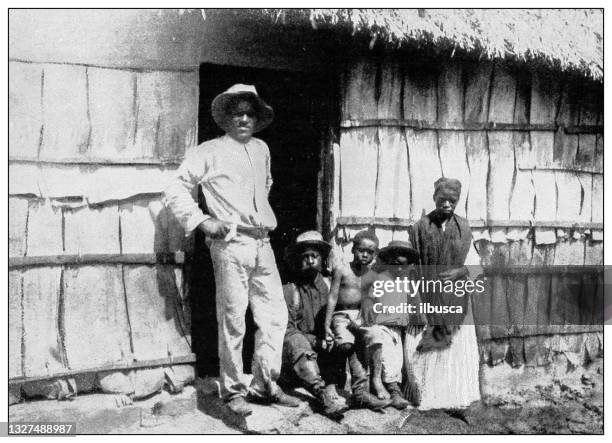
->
[190,63,337,377]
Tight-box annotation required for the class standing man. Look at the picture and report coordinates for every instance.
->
[282,231,349,418]
[164,84,297,417]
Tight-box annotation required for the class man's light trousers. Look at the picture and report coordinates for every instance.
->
[209,235,287,400]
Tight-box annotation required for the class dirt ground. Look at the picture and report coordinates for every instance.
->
[403,357,604,434]
[400,384,603,434]
[12,359,602,435]
[118,362,603,435]
[116,388,602,435]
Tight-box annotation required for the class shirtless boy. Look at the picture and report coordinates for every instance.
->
[322,230,390,410]
[323,230,380,351]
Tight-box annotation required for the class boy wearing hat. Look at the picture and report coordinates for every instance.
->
[164,84,295,416]
[281,231,349,418]
[361,240,425,409]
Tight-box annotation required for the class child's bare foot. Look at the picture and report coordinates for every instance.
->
[369,344,389,399]
[371,377,390,400]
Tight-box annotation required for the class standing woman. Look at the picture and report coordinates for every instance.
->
[403,177,482,410]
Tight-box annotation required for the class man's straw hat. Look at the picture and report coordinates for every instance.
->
[211,84,274,133]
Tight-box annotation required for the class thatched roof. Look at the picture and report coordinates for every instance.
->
[260,9,602,81]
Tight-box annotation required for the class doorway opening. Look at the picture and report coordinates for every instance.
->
[191,63,338,376]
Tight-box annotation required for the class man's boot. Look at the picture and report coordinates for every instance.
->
[352,390,392,412]
[323,383,347,406]
[247,386,300,407]
[269,387,301,407]
[315,386,349,418]
[226,396,253,417]
[294,355,347,417]
[385,382,410,410]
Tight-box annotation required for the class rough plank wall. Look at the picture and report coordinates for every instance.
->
[375,63,409,245]
[9,271,23,378]
[10,194,190,377]
[9,61,198,199]
[64,204,121,255]
[123,265,192,361]
[62,265,133,370]
[21,267,66,378]
[551,80,587,335]
[39,64,90,158]
[505,239,532,366]
[9,62,43,159]
[26,199,63,256]
[9,56,198,385]
[334,58,603,368]
[404,61,441,223]
[119,198,185,254]
[15,196,187,255]
[464,61,492,242]
[508,69,534,241]
[337,60,380,263]
[336,58,602,237]
[487,64,516,243]
[530,70,560,246]
[9,198,28,257]
[438,63,469,217]
[88,68,138,159]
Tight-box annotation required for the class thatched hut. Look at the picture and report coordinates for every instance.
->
[9,8,603,406]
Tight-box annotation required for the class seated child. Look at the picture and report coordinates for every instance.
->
[361,240,426,409]
[322,230,390,411]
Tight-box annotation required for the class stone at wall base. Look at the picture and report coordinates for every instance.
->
[8,386,197,434]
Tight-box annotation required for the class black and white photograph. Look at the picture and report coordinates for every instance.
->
[5,6,606,435]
